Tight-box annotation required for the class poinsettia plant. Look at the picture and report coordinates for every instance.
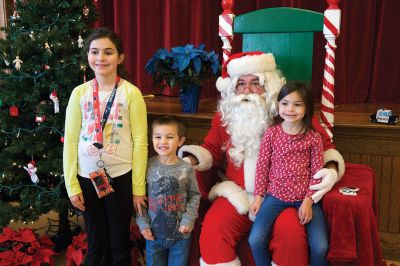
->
[64,223,145,266]
[65,233,87,266]
[145,44,220,91]
[0,227,57,266]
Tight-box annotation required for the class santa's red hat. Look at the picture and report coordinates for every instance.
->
[216,51,283,97]
[29,160,36,167]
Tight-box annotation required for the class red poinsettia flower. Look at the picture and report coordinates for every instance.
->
[65,233,88,266]
[0,227,56,266]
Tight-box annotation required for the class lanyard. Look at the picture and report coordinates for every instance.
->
[92,76,120,150]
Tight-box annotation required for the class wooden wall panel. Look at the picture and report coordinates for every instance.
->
[370,155,383,204]
[380,156,393,231]
[389,157,400,233]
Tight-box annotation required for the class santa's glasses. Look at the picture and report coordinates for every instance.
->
[236,81,263,93]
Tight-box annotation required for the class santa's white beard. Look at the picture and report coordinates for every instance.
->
[219,93,272,166]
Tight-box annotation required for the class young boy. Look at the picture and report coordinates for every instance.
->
[136,116,201,266]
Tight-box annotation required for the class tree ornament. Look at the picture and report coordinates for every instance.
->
[60,136,64,143]
[35,100,48,122]
[45,42,52,54]
[44,64,50,70]
[82,6,90,17]
[11,10,20,20]
[77,35,84,48]
[35,115,46,122]
[23,160,39,184]
[49,91,59,113]
[3,52,10,66]
[13,56,23,70]
[9,105,19,116]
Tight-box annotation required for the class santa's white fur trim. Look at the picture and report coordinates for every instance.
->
[243,156,257,194]
[200,256,241,266]
[227,53,276,77]
[216,76,233,96]
[208,181,249,215]
[324,148,345,180]
[178,145,213,171]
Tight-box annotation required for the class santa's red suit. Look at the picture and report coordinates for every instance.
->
[179,52,345,266]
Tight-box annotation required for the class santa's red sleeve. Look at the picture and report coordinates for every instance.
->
[202,113,229,168]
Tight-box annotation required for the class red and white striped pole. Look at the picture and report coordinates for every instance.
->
[219,0,235,65]
[320,0,341,140]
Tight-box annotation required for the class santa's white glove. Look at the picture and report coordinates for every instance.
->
[309,168,338,203]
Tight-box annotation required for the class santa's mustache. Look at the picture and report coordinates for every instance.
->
[230,93,266,106]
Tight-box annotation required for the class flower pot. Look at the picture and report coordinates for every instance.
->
[179,83,201,113]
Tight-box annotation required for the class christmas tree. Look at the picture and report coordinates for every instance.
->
[0,0,96,231]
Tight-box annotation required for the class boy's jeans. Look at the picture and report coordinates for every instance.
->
[248,195,328,266]
[146,237,191,266]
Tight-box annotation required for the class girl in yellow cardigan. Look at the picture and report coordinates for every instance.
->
[63,28,148,265]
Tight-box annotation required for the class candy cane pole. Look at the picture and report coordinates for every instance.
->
[219,0,235,64]
[320,0,341,140]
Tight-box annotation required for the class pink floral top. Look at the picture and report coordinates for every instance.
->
[254,124,323,202]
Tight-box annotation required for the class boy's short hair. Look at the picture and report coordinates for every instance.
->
[151,116,185,139]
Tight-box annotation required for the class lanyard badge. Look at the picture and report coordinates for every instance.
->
[92,76,120,168]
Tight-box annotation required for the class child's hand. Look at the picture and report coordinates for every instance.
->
[298,197,313,225]
[249,195,263,215]
[133,195,147,216]
[69,193,85,211]
[179,225,192,234]
[141,228,154,241]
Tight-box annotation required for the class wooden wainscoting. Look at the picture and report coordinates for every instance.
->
[145,96,400,260]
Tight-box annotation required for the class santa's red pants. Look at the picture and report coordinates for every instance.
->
[199,197,308,265]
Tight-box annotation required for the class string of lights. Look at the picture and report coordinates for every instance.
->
[0,126,64,141]
[0,180,63,197]
[9,13,61,34]
[0,62,78,82]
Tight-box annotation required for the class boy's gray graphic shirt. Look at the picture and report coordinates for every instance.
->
[136,156,201,240]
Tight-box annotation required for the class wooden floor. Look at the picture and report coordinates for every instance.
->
[145,96,400,261]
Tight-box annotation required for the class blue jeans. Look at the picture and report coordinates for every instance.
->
[248,195,328,266]
[145,237,191,266]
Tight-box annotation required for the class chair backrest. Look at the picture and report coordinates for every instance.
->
[234,7,323,82]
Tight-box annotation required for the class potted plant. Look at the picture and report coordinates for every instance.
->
[145,44,220,112]
[0,227,57,265]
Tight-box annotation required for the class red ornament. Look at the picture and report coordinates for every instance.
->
[35,115,46,122]
[10,105,19,116]
[60,136,64,143]
[44,64,50,70]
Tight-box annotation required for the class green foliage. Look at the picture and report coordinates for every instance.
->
[0,0,97,227]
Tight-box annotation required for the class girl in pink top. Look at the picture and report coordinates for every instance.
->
[248,81,328,266]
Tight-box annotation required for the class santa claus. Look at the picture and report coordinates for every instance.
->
[178,51,345,266]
